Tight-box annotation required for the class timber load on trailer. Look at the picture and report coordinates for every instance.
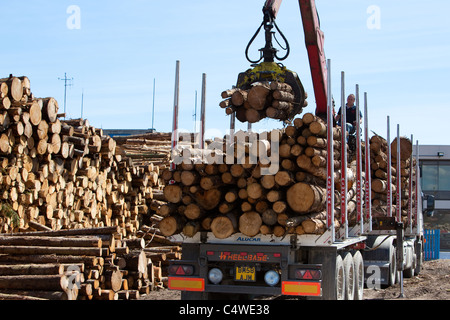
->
[162,0,431,300]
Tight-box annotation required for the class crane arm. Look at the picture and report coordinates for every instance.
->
[298,0,328,117]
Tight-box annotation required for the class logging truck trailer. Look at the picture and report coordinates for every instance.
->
[166,62,430,300]
[165,0,433,300]
[166,131,431,300]
[166,135,430,300]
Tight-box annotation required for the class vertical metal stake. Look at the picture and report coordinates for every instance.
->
[414,140,420,231]
[326,59,335,243]
[340,72,348,240]
[171,61,180,171]
[386,116,392,217]
[364,92,372,232]
[200,73,207,150]
[355,85,363,235]
[408,134,414,234]
[152,78,156,131]
[396,124,401,223]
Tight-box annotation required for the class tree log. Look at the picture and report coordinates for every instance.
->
[238,211,262,237]
[286,182,326,214]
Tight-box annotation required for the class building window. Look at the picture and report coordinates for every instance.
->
[421,161,450,192]
[439,165,450,191]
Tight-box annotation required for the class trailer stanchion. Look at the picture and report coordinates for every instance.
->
[340,71,348,240]
[414,141,420,230]
[171,60,181,172]
[386,116,392,217]
[355,85,363,235]
[326,59,335,243]
[408,134,414,234]
[200,73,207,150]
[396,125,402,223]
[364,92,372,232]
[396,125,405,298]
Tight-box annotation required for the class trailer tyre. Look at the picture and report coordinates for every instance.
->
[404,252,416,278]
[353,251,364,300]
[388,244,397,286]
[335,255,345,300]
[414,241,423,276]
[341,252,355,300]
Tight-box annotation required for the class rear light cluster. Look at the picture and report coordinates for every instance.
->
[168,265,194,276]
[295,269,322,280]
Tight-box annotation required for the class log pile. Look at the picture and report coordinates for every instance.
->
[220,81,307,123]
[0,224,184,300]
[113,132,173,168]
[0,75,161,237]
[369,134,416,223]
[0,75,184,297]
[158,112,360,239]
[0,226,153,300]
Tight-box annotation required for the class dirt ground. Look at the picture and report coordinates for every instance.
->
[143,259,449,301]
[363,258,450,300]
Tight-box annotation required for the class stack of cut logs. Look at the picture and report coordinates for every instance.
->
[0,225,182,300]
[114,132,173,168]
[0,226,139,300]
[220,81,307,123]
[0,75,184,298]
[158,112,361,239]
[0,75,161,236]
[370,134,415,222]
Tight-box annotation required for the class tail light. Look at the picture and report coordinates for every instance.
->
[295,269,322,280]
[168,265,194,276]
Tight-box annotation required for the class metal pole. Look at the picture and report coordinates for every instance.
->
[355,85,363,235]
[200,73,207,150]
[364,92,372,232]
[81,89,84,119]
[387,116,392,217]
[193,90,198,135]
[326,59,335,243]
[396,124,402,223]
[64,72,67,115]
[415,140,420,231]
[171,61,180,171]
[152,78,156,131]
[340,71,348,240]
[58,73,73,119]
[408,134,414,234]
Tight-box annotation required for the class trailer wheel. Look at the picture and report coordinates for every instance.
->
[414,241,423,276]
[404,252,416,278]
[353,251,364,300]
[388,244,397,287]
[335,254,345,300]
[341,252,355,300]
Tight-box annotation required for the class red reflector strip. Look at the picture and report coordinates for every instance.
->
[168,277,205,292]
[273,253,281,258]
[282,281,321,297]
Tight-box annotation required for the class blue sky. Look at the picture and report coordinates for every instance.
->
[1,1,450,145]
